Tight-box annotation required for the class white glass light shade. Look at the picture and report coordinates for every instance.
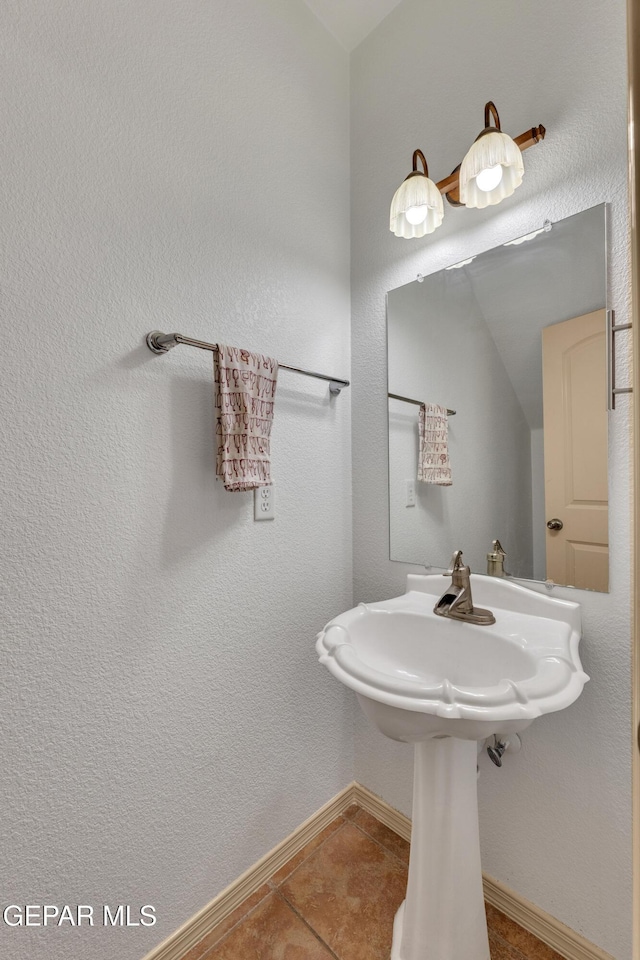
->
[459,131,524,209]
[390,174,444,238]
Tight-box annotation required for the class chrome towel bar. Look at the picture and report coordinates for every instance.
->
[388,392,456,416]
[146,331,350,396]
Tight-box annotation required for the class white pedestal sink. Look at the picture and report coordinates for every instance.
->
[316,574,588,960]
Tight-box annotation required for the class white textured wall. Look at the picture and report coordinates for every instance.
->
[0,3,352,959]
[350,0,632,956]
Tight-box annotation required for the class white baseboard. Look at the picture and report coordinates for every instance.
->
[141,783,359,960]
[142,781,613,960]
[351,782,412,841]
[481,872,616,960]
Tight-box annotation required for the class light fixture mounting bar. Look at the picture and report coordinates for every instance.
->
[435,124,546,198]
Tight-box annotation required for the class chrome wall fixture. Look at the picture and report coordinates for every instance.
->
[388,392,456,416]
[390,100,546,239]
[145,331,350,396]
[606,311,633,410]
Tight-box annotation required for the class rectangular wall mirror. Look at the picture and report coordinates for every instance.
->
[387,203,609,591]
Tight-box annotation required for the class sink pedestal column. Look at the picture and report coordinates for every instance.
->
[391,737,489,960]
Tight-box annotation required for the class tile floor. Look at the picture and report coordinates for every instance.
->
[182,804,564,960]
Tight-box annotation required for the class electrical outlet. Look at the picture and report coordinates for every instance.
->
[405,480,416,507]
[254,483,275,520]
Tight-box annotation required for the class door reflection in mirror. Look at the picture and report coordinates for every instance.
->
[542,311,608,591]
[387,203,608,591]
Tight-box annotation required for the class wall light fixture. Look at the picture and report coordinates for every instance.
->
[390,101,545,238]
[389,149,444,239]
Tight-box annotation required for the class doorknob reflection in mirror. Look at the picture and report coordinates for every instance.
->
[547,519,564,531]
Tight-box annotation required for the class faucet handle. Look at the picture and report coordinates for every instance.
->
[490,539,506,559]
[445,549,466,576]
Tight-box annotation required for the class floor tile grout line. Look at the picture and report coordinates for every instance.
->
[194,887,273,960]
[188,818,350,959]
[270,817,349,888]
[274,888,342,960]
[349,817,410,867]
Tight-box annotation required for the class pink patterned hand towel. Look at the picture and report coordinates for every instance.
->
[214,345,279,491]
[418,403,452,485]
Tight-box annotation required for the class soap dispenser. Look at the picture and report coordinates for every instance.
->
[487,539,508,577]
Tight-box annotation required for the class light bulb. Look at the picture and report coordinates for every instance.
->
[405,204,429,225]
[475,163,503,192]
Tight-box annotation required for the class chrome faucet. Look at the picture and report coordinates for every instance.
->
[434,550,496,625]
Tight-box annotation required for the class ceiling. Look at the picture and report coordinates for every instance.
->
[301,0,405,51]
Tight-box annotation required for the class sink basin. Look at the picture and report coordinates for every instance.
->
[317,573,588,741]
[316,573,588,960]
